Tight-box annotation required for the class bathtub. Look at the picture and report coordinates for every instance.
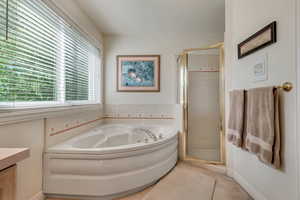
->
[44,122,178,200]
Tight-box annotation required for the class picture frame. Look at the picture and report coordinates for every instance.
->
[238,21,277,59]
[117,55,160,92]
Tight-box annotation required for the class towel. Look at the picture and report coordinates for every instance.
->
[245,87,281,169]
[228,90,245,147]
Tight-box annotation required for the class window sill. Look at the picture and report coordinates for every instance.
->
[0,103,103,126]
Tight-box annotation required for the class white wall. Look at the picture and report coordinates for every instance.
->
[104,33,224,105]
[0,120,44,200]
[51,0,103,46]
[104,34,224,161]
[0,1,103,200]
[225,0,298,199]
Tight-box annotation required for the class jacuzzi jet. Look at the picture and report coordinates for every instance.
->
[134,128,158,141]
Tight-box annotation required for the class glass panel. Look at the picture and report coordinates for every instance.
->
[0,0,100,106]
[0,0,58,102]
[187,48,221,162]
[64,26,89,101]
[0,0,7,40]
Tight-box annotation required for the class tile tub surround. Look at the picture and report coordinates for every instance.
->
[0,148,30,170]
[44,104,177,147]
[47,162,252,200]
[45,110,104,149]
[104,104,176,119]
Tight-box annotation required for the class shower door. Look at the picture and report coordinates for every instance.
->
[186,50,223,163]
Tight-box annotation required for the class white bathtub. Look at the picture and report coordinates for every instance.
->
[44,122,178,200]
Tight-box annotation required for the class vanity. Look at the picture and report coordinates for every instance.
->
[0,148,30,200]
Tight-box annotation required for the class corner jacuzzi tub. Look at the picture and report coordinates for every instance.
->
[44,123,178,200]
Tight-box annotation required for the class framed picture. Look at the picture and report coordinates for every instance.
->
[117,55,160,92]
[238,21,276,59]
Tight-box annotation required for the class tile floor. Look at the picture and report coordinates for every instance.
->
[47,162,252,200]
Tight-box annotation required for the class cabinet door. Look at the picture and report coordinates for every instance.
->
[0,165,16,200]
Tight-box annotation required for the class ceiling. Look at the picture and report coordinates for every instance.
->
[74,0,225,37]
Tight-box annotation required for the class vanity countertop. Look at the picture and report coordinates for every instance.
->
[0,148,30,171]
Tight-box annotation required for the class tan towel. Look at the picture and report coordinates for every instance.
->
[245,87,281,169]
[228,90,245,147]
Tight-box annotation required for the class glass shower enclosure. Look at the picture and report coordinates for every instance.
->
[178,43,225,164]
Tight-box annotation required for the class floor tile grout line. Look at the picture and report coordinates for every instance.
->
[210,179,217,200]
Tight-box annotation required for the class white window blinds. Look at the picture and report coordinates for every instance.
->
[0,0,101,107]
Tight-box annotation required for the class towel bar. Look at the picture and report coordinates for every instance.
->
[276,82,293,92]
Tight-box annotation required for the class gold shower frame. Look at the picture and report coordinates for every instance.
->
[178,42,225,165]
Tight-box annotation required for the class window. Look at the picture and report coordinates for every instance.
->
[0,0,101,108]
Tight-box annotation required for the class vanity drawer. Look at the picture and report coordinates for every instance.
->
[0,165,16,200]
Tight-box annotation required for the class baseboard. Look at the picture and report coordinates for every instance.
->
[233,171,267,200]
[226,167,234,178]
[29,191,44,200]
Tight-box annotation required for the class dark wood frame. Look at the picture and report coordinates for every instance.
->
[238,21,277,59]
[116,55,161,92]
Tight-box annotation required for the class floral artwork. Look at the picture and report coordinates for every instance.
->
[117,55,160,92]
